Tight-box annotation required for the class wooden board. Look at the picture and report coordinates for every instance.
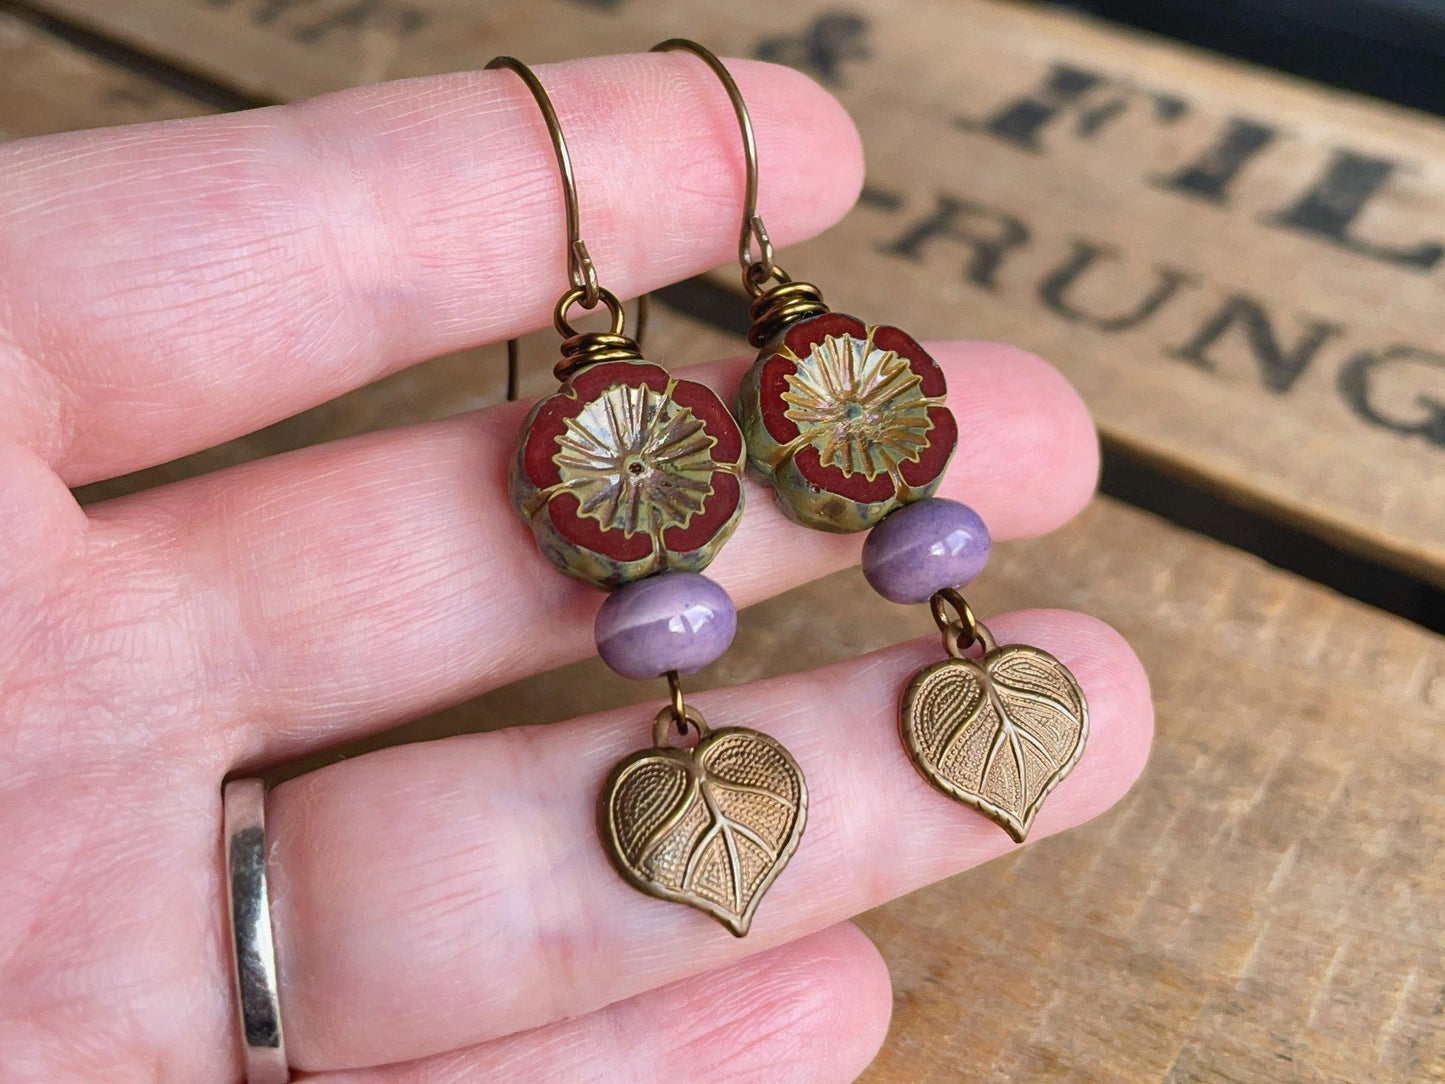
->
[848,507,1445,1083]
[0,11,208,139]
[6,12,1445,1083]
[24,0,1445,584]
[468,500,1445,1084]
[75,322,1445,1080]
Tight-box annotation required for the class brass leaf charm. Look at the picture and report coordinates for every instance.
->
[901,644,1087,843]
[600,725,807,937]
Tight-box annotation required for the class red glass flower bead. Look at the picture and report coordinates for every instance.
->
[510,360,745,588]
[736,312,957,533]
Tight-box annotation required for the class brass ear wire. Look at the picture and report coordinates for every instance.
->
[650,40,827,345]
[651,39,785,293]
[485,56,648,401]
[486,55,600,309]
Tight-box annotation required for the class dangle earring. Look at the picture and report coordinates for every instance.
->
[653,40,1086,843]
[487,57,806,936]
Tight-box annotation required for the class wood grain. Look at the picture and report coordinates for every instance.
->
[24,0,1445,582]
[0,11,207,138]
[4,11,1444,1082]
[350,470,1445,1083]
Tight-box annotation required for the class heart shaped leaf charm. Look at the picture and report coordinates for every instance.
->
[600,724,807,937]
[901,643,1088,843]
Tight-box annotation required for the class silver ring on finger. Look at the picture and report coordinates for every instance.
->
[222,778,290,1084]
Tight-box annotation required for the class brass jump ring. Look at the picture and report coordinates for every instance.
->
[554,286,626,339]
[651,703,711,747]
[653,672,710,747]
[930,588,995,659]
[744,259,793,297]
[666,670,687,727]
[652,39,777,283]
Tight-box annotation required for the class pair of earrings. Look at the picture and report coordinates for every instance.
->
[491,42,1088,938]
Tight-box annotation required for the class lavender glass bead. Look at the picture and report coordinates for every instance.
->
[862,498,990,604]
[595,571,737,681]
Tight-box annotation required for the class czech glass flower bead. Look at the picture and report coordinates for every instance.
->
[735,283,957,534]
[512,357,745,589]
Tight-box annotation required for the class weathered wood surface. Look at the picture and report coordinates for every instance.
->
[6,11,1445,1083]
[0,11,208,139]
[24,0,1445,583]
[313,429,1445,1083]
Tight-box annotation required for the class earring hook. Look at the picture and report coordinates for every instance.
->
[487,56,647,400]
[486,56,599,309]
[651,38,789,295]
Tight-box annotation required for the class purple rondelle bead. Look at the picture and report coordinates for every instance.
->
[862,498,990,604]
[595,571,737,681]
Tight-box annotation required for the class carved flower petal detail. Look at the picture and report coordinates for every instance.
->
[511,360,745,588]
[737,313,957,533]
[557,381,717,535]
[783,331,937,480]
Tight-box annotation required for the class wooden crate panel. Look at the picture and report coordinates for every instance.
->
[0,11,207,139]
[5,13,1445,1083]
[25,0,1445,581]
[395,494,1445,1084]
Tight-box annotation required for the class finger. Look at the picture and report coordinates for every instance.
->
[87,343,1096,758]
[310,924,890,1084]
[0,55,860,484]
[265,610,1150,1070]
[0,441,87,587]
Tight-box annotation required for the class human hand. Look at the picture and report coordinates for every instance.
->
[0,54,1152,1082]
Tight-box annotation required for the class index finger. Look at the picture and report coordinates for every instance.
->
[0,55,861,484]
